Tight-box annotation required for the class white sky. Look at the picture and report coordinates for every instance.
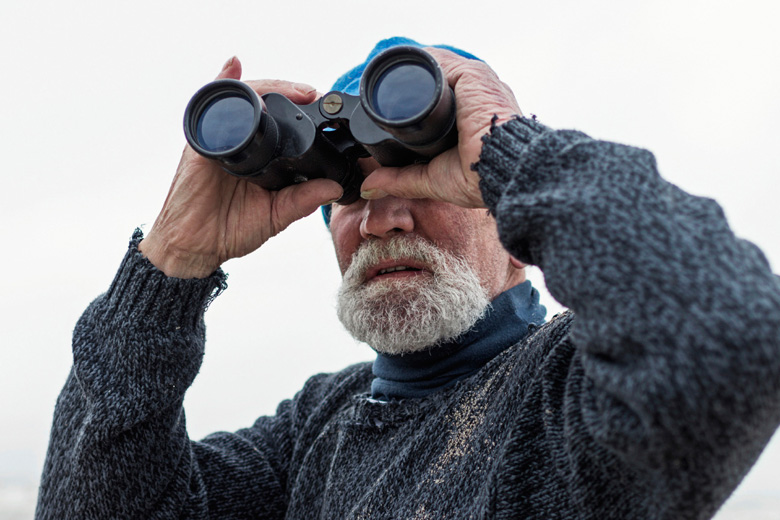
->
[1,1,779,517]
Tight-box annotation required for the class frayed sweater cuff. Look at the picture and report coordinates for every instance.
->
[101,229,228,332]
[475,116,549,213]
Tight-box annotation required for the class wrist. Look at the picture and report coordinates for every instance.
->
[475,116,547,212]
[138,235,220,279]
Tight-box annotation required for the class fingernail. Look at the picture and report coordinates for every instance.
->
[361,189,387,200]
[292,82,317,95]
[324,189,344,205]
[222,56,235,71]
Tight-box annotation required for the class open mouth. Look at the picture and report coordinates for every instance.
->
[365,261,428,283]
[378,266,422,275]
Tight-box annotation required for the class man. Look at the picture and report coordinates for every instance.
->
[36,38,780,519]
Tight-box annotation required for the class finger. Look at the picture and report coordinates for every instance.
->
[244,78,319,105]
[424,47,475,87]
[425,48,521,117]
[216,56,242,80]
[213,57,318,105]
[270,179,344,234]
[360,164,440,201]
[362,151,485,208]
[424,47,501,91]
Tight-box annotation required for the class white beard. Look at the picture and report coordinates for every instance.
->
[336,236,491,355]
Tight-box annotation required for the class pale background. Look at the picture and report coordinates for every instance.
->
[1,1,778,518]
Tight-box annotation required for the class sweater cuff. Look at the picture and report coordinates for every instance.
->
[102,229,228,331]
[476,116,549,213]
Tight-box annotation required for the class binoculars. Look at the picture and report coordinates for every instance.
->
[183,46,457,204]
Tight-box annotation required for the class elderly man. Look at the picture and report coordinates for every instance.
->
[36,38,780,519]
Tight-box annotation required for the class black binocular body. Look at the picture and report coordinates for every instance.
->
[183,46,457,204]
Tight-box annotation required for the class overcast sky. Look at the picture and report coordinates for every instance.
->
[1,1,779,517]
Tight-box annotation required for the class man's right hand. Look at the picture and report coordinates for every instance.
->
[139,57,343,278]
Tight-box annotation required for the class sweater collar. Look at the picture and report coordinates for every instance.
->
[371,281,546,400]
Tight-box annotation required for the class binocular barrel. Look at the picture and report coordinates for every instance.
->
[183,46,457,204]
[360,46,455,149]
[184,81,280,176]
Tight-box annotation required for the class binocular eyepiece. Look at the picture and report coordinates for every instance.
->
[183,46,457,204]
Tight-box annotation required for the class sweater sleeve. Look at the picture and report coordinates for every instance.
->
[35,231,290,520]
[477,118,780,510]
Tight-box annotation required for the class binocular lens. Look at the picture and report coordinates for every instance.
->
[195,94,255,153]
[370,63,437,121]
[184,47,455,203]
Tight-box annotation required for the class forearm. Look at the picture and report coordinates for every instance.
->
[477,117,780,469]
[36,230,226,519]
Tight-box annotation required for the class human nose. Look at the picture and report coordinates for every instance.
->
[359,197,415,240]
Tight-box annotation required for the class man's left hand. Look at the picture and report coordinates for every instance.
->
[359,48,522,209]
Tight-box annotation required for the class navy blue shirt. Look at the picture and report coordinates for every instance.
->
[371,281,546,400]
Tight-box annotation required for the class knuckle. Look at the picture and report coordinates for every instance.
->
[244,79,290,95]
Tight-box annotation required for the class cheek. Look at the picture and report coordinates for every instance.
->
[334,242,355,275]
[446,216,508,286]
[329,208,362,275]
[432,211,500,256]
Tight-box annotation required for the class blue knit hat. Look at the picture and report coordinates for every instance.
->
[321,37,481,226]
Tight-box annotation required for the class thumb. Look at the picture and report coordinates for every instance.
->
[360,163,440,201]
[216,56,242,80]
[360,147,484,208]
[270,179,344,234]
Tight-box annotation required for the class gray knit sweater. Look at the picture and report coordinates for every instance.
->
[36,118,780,519]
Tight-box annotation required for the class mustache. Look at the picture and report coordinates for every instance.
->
[344,236,440,283]
[336,235,491,355]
